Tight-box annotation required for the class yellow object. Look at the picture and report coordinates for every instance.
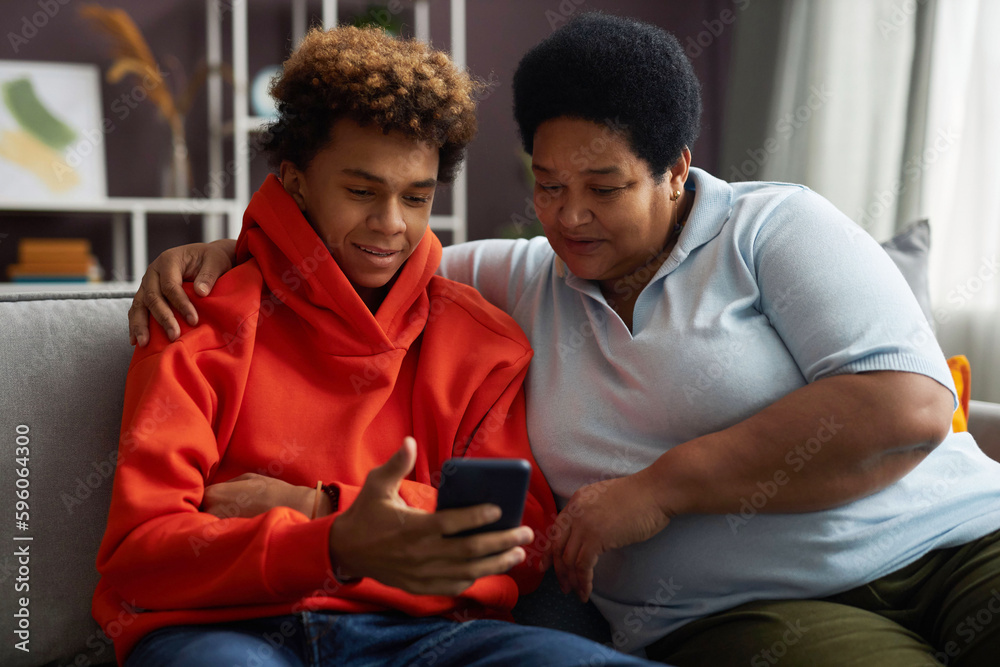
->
[80,4,182,138]
[18,237,92,262]
[0,129,79,192]
[7,261,96,277]
[948,355,971,433]
[7,237,99,281]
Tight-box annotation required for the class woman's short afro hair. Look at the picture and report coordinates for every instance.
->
[259,25,482,183]
[513,13,701,180]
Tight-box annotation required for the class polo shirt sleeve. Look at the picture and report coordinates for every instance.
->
[438,237,553,316]
[750,188,957,406]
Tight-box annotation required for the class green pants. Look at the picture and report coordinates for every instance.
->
[645,528,1000,666]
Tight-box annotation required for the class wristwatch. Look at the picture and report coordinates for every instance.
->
[321,483,340,513]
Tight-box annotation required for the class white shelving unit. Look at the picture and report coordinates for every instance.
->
[1,0,468,296]
[210,0,468,243]
[0,197,239,295]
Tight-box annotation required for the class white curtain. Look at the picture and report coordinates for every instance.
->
[730,0,1000,401]
[758,0,918,242]
[921,0,1000,403]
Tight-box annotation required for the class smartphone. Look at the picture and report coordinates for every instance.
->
[435,458,532,537]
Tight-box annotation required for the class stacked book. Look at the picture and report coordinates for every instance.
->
[6,238,103,282]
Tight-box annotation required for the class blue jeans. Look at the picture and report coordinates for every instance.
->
[126,611,662,666]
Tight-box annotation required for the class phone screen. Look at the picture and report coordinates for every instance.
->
[436,458,531,537]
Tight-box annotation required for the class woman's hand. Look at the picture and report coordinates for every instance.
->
[202,472,325,519]
[550,469,673,604]
[129,238,238,346]
[329,437,536,596]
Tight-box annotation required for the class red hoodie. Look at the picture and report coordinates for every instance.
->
[93,174,555,664]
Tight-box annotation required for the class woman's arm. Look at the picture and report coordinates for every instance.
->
[128,238,236,346]
[552,369,954,602]
[653,370,954,516]
[128,236,547,345]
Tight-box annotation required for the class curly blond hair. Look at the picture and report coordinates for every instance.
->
[259,26,480,183]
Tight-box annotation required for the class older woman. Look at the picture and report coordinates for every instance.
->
[130,13,1000,666]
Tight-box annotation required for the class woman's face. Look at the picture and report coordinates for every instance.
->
[531,117,689,290]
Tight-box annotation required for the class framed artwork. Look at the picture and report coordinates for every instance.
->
[0,60,107,204]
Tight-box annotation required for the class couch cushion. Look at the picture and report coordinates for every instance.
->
[0,291,133,667]
[880,219,933,328]
[969,400,1000,464]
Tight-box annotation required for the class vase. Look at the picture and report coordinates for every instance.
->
[161,132,191,198]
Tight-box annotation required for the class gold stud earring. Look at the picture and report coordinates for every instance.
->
[671,190,682,202]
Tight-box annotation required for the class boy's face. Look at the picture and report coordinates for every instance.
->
[280,118,439,307]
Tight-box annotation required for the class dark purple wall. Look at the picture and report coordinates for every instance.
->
[1,0,213,278]
[0,0,739,278]
[4,0,210,197]
[464,0,734,239]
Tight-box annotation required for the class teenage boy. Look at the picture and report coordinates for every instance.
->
[95,26,657,667]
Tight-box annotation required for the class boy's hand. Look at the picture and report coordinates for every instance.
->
[129,238,237,346]
[329,437,534,596]
[202,473,325,519]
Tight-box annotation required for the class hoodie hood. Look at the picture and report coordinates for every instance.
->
[235,174,441,355]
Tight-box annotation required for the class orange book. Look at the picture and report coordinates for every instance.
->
[18,238,92,264]
[7,259,97,278]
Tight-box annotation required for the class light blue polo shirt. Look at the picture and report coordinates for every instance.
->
[438,167,1000,653]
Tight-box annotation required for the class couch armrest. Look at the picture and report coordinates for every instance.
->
[1,292,133,667]
[968,400,1000,463]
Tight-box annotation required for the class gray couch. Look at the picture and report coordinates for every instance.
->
[3,290,1000,667]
